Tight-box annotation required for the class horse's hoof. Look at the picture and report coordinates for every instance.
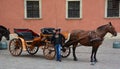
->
[91,62,96,65]
[90,59,98,62]
[90,60,93,62]
[95,60,98,62]
[94,59,98,62]
[74,58,78,61]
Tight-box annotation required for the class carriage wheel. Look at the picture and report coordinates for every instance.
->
[9,38,22,56]
[26,45,39,55]
[61,47,71,58]
[43,44,56,60]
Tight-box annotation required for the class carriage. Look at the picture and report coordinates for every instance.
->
[9,22,117,65]
[9,28,70,60]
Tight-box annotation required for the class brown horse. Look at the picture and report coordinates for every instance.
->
[63,22,117,64]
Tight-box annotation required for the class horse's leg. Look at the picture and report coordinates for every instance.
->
[73,43,78,61]
[91,46,99,62]
[90,47,98,65]
[0,34,2,41]
[90,47,95,62]
[0,38,1,41]
[94,47,99,62]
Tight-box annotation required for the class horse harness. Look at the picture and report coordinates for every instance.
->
[88,31,102,42]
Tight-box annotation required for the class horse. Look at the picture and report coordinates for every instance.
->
[63,22,117,64]
[0,25,10,41]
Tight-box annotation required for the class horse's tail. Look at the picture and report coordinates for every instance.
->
[65,33,71,43]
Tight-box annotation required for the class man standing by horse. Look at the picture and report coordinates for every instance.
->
[51,28,65,62]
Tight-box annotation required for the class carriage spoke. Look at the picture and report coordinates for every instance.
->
[61,47,71,58]
[26,46,39,55]
[9,38,22,56]
[43,45,56,60]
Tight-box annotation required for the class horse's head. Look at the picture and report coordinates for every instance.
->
[107,22,117,36]
[3,29,10,40]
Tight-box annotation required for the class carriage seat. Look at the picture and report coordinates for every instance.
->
[14,28,39,41]
[17,32,34,41]
[41,28,55,34]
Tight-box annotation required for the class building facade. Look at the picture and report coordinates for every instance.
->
[0,0,120,33]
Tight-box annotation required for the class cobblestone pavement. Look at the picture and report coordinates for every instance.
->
[0,39,120,69]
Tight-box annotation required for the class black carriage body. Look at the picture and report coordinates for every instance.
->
[14,28,39,41]
[41,28,55,41]
[41,28,55,34]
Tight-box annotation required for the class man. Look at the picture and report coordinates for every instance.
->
[51,28,65,62]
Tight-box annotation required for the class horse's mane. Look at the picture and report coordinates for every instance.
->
[0,25,7,30]
[97,24,107,31]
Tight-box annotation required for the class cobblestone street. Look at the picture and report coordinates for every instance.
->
[0,39,120,69]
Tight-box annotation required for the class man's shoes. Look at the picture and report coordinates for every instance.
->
[56,60,62,62]
[59,60,61,62]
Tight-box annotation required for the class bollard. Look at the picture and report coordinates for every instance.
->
[113,41,120,48]
[0,41,7,50]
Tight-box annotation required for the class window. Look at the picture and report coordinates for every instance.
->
[66,0,82,19]
[105,0,120,18]
[24,0,41,19]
